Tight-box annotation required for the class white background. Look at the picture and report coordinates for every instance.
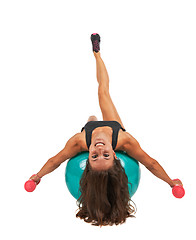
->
[0,0,196,239]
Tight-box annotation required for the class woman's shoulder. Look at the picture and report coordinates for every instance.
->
[116,130,137,151]
[73,129,137,152]
[75,131,88,151]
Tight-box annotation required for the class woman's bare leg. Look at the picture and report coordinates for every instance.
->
[87,115,98,122]
[94,52,109,89]
[94,51,125,129]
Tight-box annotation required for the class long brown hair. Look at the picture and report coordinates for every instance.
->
[76,157,136,226]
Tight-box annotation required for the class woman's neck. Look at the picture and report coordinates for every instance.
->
[91,126,113,143]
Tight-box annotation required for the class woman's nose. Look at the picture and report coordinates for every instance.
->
[96,146,105,152]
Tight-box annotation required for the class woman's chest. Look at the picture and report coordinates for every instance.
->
[79,128,129,152]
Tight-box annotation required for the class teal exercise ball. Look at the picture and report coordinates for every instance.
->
[65,151,141,200]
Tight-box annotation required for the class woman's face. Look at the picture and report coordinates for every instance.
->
[89,137,117,171]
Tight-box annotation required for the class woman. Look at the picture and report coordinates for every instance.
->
[29,33,183,226]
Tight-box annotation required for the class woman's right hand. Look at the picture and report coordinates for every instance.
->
[172,179,183,187]
[172,179,185,198]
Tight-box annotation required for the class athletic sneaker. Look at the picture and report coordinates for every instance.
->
[90,33,100,52]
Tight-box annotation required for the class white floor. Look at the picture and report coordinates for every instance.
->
[1,1,195,239]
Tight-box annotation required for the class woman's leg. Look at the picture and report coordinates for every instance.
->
[94,52,109,89]
[87,115,98,122]
[94,51,125,129]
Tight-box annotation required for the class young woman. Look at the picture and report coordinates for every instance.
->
[29,34,183,226]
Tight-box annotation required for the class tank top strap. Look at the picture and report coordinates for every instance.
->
[111,123,126,150]
[112,126,120,150]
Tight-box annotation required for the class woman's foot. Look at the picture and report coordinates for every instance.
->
[91,33,100,53]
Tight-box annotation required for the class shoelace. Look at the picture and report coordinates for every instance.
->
[93,40,99,51]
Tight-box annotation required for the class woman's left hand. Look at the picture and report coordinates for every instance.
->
[29,174,41,184]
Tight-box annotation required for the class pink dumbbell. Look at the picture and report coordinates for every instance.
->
[24,174,41,192]
[172,179,185,198]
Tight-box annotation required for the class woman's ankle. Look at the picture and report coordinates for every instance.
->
[94,51,101,58]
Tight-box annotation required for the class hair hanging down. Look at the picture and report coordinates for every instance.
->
[76,158,136,227]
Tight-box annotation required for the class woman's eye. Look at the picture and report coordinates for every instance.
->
[91,154,109,160]
[104,154,109,157]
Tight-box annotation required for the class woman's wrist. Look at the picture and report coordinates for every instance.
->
[169,180,175,188]
[36,173,42,179]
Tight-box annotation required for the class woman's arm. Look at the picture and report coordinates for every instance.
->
[123,137,177,188]
[31,133,82,181]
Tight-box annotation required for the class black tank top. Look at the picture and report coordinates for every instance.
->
[81,121,126,150]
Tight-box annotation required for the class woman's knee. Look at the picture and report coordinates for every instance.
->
[98,85,109,98]
[88,116,98,122]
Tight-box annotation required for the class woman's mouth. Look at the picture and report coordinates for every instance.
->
[95,142,105,147]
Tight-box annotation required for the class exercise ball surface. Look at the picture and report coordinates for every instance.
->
[65,151,140,200]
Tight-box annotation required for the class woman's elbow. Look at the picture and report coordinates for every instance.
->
[146,159,158,170]
[48,158,61,168]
